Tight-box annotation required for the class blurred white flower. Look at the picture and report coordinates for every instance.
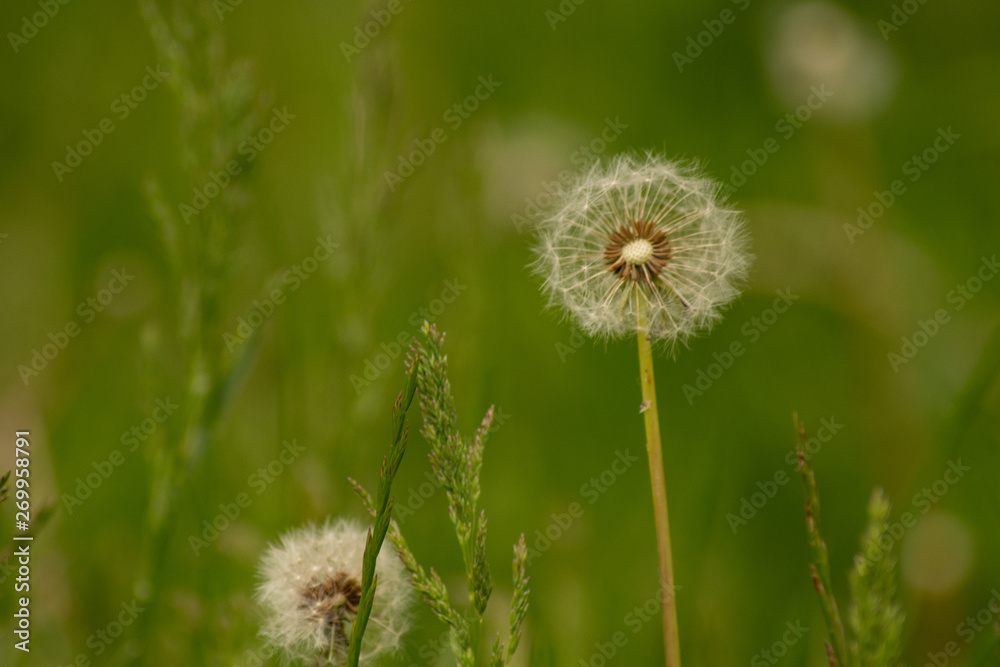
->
[533,153,751,346]
[256,518,411,665]
[902,511,974,595]
[766,1,898,122]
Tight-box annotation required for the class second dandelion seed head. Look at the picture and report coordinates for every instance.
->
[256,518,411,665]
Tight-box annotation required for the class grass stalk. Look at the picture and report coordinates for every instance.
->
[635,295,681,667]
[794,414,849,665]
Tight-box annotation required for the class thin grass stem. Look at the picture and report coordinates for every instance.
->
[635,294,682,667]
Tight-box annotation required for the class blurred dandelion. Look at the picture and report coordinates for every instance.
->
[766,1,898,123]
[256,518,412,665]
[532,153,751,667]
[902,511,974,595]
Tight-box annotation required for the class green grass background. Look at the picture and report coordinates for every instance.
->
[1,0,999,664]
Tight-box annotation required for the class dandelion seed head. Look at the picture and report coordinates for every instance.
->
[532,153,752,348]
[256,518,411,665]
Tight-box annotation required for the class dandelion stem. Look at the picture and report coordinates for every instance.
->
[635,295,682,667]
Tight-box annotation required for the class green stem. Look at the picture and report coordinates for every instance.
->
[635,296,682,667]
[456,527,484,666]
[794,414,848,666]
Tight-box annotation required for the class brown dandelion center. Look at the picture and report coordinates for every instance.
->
[603,220,672,285]
[300,571,363,649]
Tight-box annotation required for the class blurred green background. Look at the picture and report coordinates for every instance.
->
[2,0,999,664]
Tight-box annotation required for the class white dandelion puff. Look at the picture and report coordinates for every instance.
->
[256,518,412,665]
[533,153,752,347]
